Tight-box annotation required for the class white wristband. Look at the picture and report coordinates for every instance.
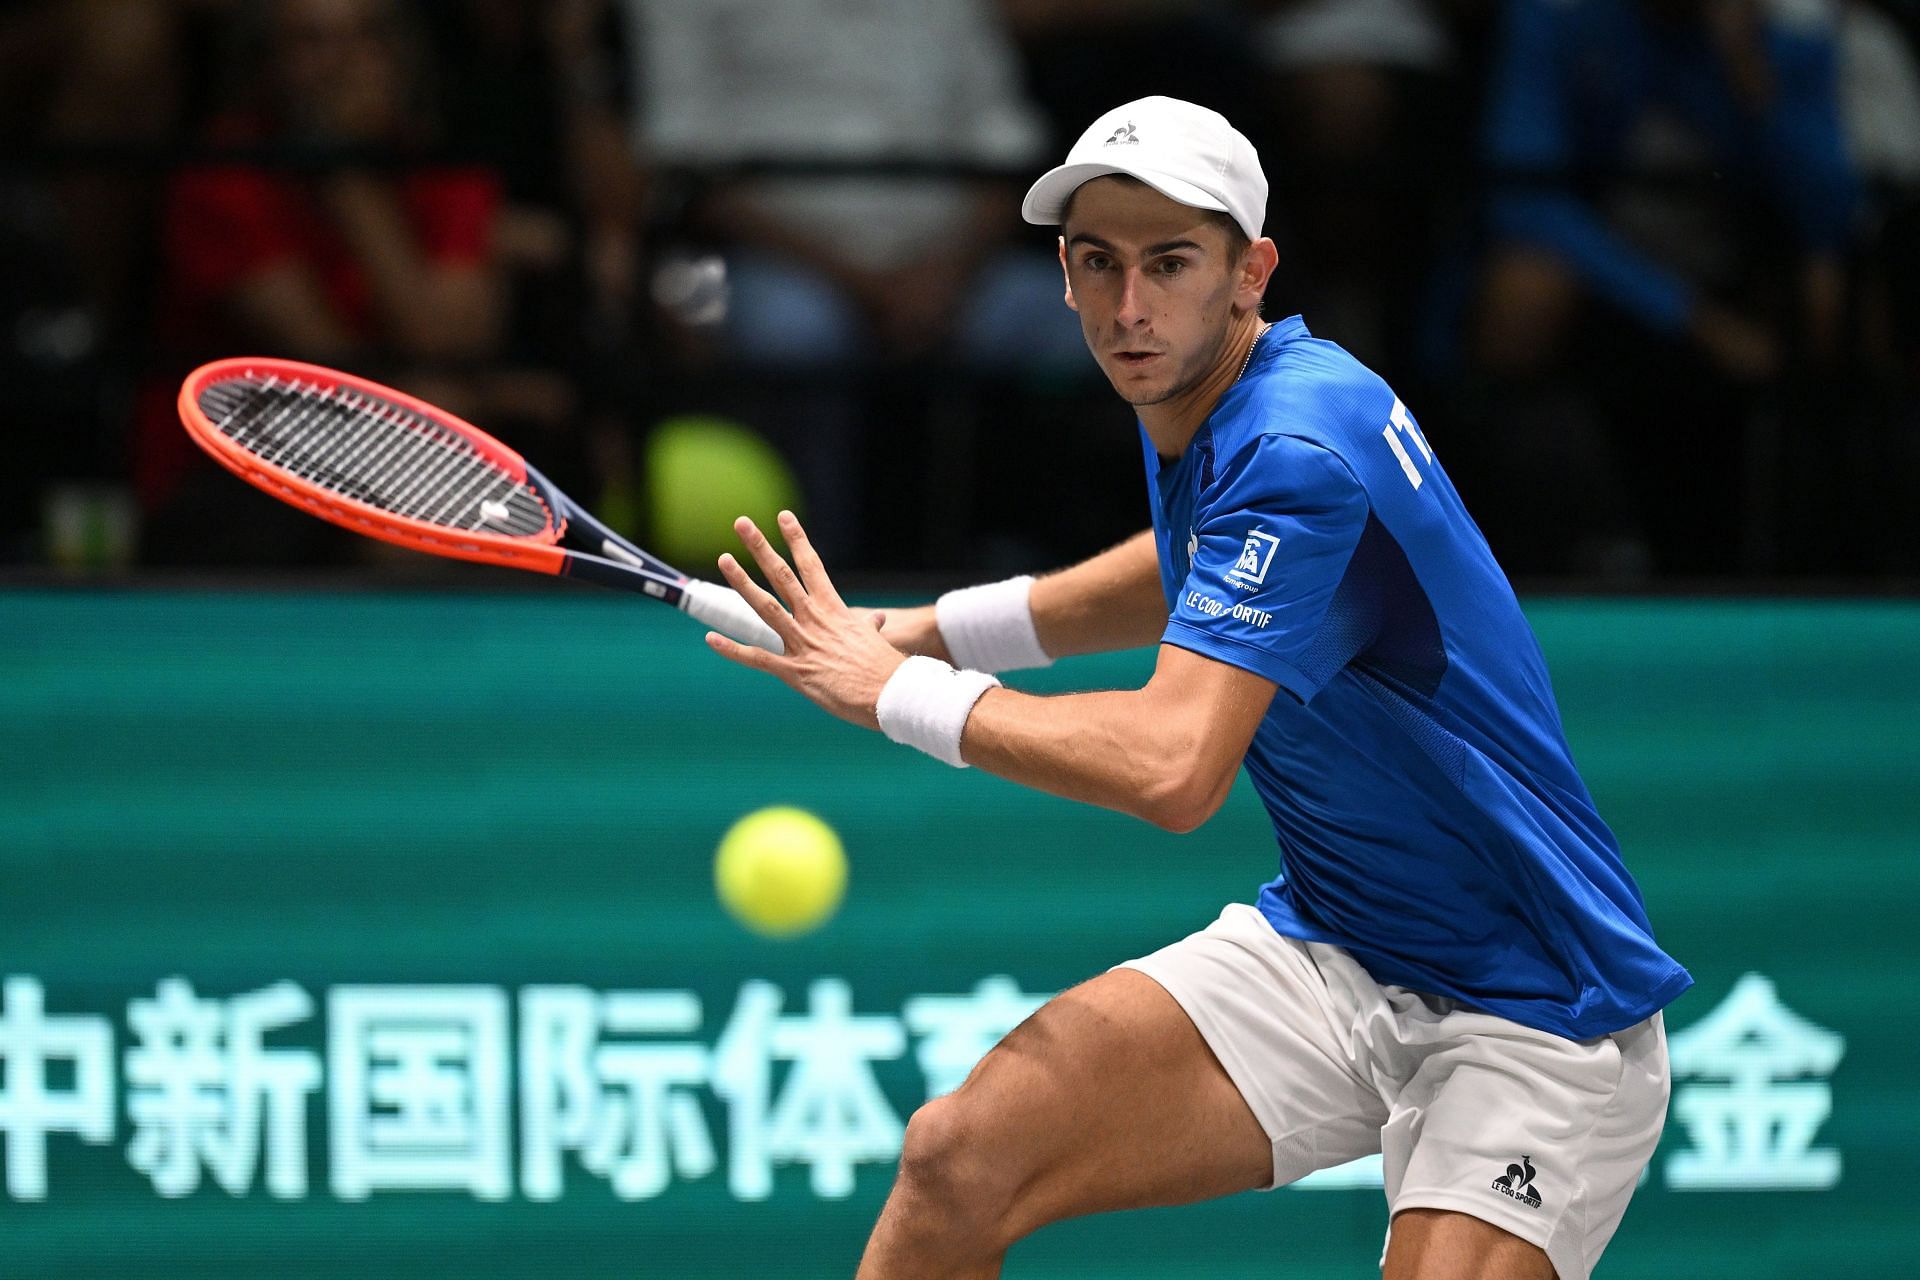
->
[875,655,1001,768]
[935,574,1052,673]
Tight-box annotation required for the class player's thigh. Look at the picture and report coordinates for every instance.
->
[1383,1208,1555,1280]
[1383,1012,1669,1280]
[913,966,1272,1231]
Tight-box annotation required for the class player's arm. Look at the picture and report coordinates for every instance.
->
[957,642,1275,831]
[711,514,1272,833]
[716,430,1370,829]
[1032,530,1169,657]
[879,529,1168,664]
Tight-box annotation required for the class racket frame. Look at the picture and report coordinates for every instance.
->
[178,357,693,603]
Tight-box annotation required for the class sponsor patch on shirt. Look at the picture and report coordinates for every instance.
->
[1225,529,1280,590]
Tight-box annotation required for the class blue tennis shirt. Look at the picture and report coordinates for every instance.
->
[1145,315,1690,1039]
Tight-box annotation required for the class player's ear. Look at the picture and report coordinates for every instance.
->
[1237,237,1278,311]
[1058,236,1078,312]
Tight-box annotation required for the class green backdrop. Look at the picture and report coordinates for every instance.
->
[3,590,1916,1279]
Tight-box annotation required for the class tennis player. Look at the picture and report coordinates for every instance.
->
[707,95,1690,1280]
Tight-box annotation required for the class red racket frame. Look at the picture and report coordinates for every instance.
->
[177,356,571,576]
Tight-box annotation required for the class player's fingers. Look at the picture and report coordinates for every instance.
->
[868,609,887,631]
[716,552,799,645]
[776,511,845,608]
[734,516,810,613]
[704,629,785,676]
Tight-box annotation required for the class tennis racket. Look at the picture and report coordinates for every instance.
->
[176,356,783,652]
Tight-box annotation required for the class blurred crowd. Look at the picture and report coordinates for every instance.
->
[3,0,1917,582]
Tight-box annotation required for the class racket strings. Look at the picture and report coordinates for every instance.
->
[200,376,552,537]
[218,378,524,529]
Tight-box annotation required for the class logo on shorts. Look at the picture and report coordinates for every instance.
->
[1491,1155,1543,1208]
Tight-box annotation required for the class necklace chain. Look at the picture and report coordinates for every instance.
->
[1236,321,1270,383]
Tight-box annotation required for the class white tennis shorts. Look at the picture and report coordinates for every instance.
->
[1118,903,1669,1280]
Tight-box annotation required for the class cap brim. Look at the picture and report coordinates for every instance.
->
[1021,161,1231,229]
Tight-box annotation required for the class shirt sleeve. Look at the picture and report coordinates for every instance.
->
[1162,433,1371,704]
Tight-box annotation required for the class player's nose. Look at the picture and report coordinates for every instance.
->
[1116,268,1151,327]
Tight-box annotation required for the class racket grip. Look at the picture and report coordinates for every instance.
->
[681,578,787,655]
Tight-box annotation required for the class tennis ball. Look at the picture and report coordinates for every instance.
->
[646,415,801,570]
[714,806,847,938]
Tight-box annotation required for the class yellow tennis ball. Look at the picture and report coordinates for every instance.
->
[646,415,802,571]
[714,806,847,938]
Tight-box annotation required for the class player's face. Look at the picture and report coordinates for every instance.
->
[1059,178,1249,409]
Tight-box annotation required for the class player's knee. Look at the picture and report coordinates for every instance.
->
[895,1092,1023,1228]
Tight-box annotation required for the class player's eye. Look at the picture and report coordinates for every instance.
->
[1081,252,1112,272]
[1155,258,1187,277]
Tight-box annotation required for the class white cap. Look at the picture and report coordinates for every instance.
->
[1021,96,1266,242]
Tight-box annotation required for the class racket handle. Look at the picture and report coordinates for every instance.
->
[681,578,787,655]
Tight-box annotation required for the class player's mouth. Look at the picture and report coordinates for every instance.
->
[1112,350,1163,369]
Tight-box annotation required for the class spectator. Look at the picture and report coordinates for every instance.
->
[421,1,642,335]
[15,0,189,332]
[138,0,508,562]
[1468,0,1860,576]
[612,0,1087,561]
[1244,0,1480,369]
[160,0,503,367]
[0,1,237,563]
[1838,0,1920,373]
[416,0,645,507]
[1781,0,1920,572]
[997,1,1261,158]
[621,0,1078,369]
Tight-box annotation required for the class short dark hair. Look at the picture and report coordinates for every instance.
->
[1060,175,1251,261]
[1206,211,1252,262]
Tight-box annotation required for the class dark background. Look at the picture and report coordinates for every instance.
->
[4,0,1917,591]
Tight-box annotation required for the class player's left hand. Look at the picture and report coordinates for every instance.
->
[707,511,906,729]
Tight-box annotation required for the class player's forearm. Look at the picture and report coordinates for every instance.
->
[1030,530,1168,658]
[959,681,1227,832]
[882,531,1165,667]
[711,518,1267,830]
